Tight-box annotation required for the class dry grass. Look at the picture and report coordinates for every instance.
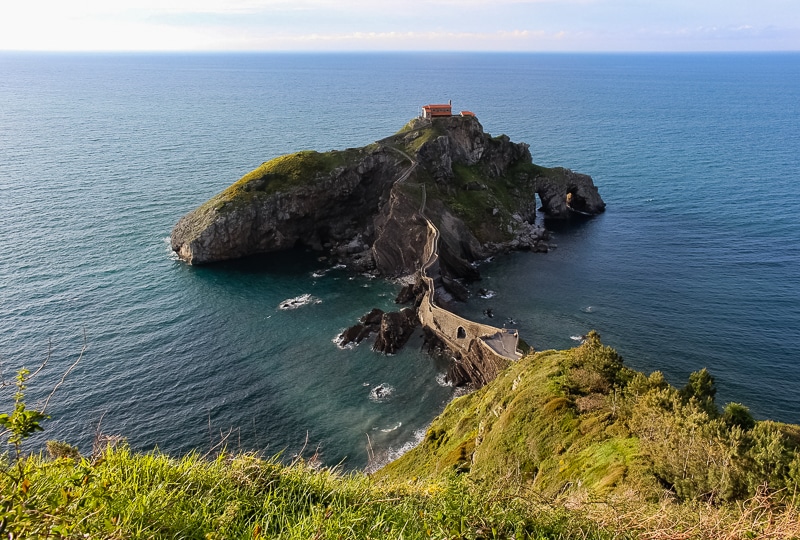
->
[562,486,800,539]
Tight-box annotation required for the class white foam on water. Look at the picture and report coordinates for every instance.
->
[366,428,427,474]
[278,293,318,310]
[368,383,394,403]
[380,422,402,433]
[435,372,452,387]
[332,331,355,350]
[452,386,471,398]
[386,428,426,460]
[163,236,182,261]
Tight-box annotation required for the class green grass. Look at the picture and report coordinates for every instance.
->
[0,447,613,539]
[210,148,365,214]
[173,147,371,245]
[4,333,800,538]
[379,332,800,505]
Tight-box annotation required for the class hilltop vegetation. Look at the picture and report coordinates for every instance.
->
[3,333,800,538]
[379,332,800,504]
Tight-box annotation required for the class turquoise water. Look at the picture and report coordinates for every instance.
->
[1,53,799,467]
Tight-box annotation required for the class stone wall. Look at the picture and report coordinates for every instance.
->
[416,214,521,387]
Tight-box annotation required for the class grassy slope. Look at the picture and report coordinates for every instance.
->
[0,448,609,539]
[209,148,371,214]
[380,332,800,506]
[377,344,654,499]
[3,334,800,538]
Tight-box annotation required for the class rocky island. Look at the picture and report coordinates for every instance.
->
[172,114,605,386]
[171,115,604,274]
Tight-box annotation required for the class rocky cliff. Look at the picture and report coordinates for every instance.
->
[171,116,605,278]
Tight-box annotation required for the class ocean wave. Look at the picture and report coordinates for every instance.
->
[365,428,426,474]
[379,422,402,433]
[478,289,496,299]
[332,331,356,350]
[278,293,320,310]
[571,335,586,342]
[435,372,452,387]
[163,236,182,261]
[581,306,595,313]
[368,383,394,403]
[384,428,426,461]
[453,386,471,398]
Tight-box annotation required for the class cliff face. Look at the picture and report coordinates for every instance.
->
[171,149,398,266]
[171,116,605,274]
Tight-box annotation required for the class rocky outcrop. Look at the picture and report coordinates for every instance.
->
[171,115,605,274]
[536,168,606,218]
[338,308,385,347]
[373,308,418,355]
[171,149,401,266]
[338,307,419,355]
[172,115,605,391]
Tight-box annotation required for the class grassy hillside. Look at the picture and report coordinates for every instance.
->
[1,446,610,539]
[208,148,371,214]
[389,119,575,242]
[3,334,800,538]
[379,332,800,504]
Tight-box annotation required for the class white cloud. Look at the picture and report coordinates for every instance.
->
[0,0,798,51]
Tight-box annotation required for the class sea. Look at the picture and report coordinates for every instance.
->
[1,52,799,469]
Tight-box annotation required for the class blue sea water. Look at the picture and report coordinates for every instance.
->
[1,52,799,468]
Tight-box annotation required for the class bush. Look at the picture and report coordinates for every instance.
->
[723,402,756,431]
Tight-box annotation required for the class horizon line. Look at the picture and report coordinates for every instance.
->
[2,49,799,54]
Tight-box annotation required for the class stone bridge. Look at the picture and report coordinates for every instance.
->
[387,146,522,386]
[415,213,522,385]
[385,145,523,385]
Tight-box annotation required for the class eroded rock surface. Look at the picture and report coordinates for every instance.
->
[171,115,605,277]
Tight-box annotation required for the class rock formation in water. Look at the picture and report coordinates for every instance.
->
[338,307,419,355]
[172,115,605,388]
[171,116,605,280]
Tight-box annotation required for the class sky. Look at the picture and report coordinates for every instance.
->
[1,0,798,52]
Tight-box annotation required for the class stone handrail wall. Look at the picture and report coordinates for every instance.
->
[414,184,521,366]
[387,144,522,385]
[417,219,521,363]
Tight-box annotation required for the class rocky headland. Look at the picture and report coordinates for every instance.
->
[171,115,605,386]
[171,115,604,276]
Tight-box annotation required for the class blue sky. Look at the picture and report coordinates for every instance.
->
[1,1,798,52]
